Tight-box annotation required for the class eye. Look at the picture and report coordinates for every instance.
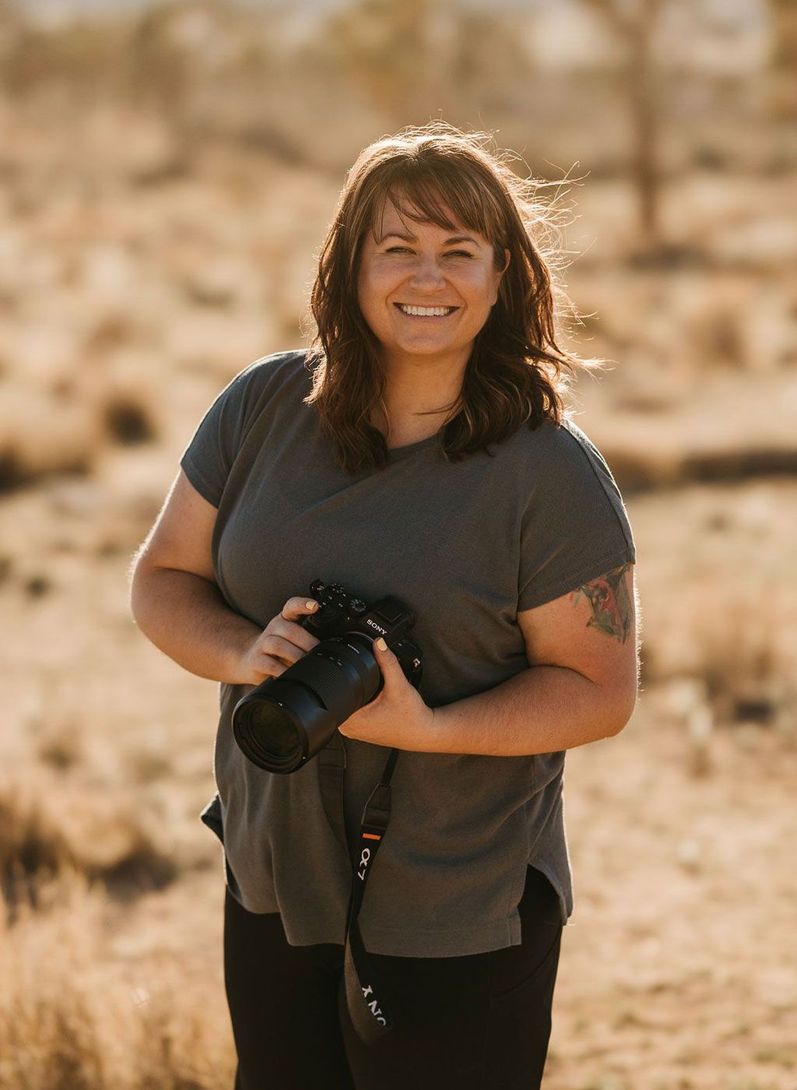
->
[384,245,413,255]
[445,250,475,259]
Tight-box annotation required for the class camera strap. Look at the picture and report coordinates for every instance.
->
[342,746,399,1045]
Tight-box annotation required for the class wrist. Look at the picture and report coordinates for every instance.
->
[221,622,262,685]
[427,703,451,750]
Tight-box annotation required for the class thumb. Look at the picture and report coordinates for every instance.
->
[374,637,401,683]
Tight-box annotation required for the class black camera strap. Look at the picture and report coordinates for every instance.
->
[342,746,399,1045]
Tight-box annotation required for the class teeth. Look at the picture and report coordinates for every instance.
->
[397,304,455,317]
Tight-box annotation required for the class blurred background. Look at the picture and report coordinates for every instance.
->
[0,0,795,1086]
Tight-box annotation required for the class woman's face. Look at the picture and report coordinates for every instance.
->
[357,198,507,372]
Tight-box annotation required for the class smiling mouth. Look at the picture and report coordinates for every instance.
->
[395,303,459,317]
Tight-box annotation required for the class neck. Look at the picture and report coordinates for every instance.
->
[379,350,468,424]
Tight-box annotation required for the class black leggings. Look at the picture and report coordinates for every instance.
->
[224,867,563,1090]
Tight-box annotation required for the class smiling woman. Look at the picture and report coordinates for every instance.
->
[129,122,638,1090]
[307,124,579,471]
[355,203,507,442]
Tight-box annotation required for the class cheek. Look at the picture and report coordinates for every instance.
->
[359,265,393,303]
[357,271,379,316]
[486,268,504,307]
[463,260,500,294]
[467,271,501,310]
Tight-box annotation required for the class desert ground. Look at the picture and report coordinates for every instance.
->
[1,2,796,1087]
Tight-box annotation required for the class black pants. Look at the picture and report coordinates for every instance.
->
[224,866,563,1090]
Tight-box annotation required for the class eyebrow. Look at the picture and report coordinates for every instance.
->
[380,231,480,246]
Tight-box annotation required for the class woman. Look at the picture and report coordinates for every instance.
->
[130,123,638,1090]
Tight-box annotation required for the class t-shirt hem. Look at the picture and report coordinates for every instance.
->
[528,859,573,926]
[227,890,525,957]
[180,452,221,508]
[281,913,523,959]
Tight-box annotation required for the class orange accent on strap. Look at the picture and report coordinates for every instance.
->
[362,832,382,841]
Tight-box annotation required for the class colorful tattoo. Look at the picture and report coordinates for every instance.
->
[573,563,633,643]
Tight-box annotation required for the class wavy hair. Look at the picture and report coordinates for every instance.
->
[306,123,589,473]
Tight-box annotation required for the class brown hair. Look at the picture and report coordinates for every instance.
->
[306,122,587,473]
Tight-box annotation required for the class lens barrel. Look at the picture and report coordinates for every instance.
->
[232,635,382,773]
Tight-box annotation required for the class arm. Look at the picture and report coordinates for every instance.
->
[431,563,639,756]
[340,563,639,756]
[129,470,319,685]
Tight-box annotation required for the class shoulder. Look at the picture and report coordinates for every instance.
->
[511,416,636,610]
[498,415,622,492]
[508,416,634,545]
[211,348,313,428]
[229,348,312,399]
[187,348,312,447]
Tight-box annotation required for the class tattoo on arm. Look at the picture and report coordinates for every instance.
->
[572,563,633,643]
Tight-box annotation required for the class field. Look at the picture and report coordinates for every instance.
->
[1,2,796,1087]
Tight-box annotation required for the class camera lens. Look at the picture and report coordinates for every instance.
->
[232,625,415,774]
[232,675,337,774]
[241,701,304,770]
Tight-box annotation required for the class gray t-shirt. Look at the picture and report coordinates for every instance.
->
[181,349,635,957]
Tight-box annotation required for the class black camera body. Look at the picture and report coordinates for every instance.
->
[232,580,423,774]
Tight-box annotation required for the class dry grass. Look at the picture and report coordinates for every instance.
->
[0,772,178,904]
[0,344,162,491]
[631,479,797,722]
[0,876,233,1090]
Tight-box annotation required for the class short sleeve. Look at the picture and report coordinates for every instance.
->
[179,352,305,507]
[517,421,636,611]
[179,369,257,507]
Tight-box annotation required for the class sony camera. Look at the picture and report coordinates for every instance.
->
[232,579,423,774]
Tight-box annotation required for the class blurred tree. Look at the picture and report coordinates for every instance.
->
[325,0,532,129]
[767,0,797,118]
[126,2,199,125]
[0,3,127,107]
[580,0,669,250]
[0,0,23,85]
[449,9,535,119]
[327,0,452,123]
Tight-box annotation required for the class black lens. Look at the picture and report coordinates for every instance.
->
[245,702,303,765]
[231,621,418,775]
[233,675,343,774]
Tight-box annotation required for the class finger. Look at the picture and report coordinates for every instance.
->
[265,617,320,654]
[257,634,310,667]
[279,597,320,622]
[374,637,401,685]
[251,655,288,681]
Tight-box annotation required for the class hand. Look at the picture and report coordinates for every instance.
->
[238,596,320,684]
[338,638,436,752]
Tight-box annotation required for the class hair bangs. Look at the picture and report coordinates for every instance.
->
[366,161,507,256]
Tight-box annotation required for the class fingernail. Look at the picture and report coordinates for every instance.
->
[306,601,318,610]
[376,638,387,652]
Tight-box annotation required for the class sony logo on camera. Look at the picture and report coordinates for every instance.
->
[364,618,387,636]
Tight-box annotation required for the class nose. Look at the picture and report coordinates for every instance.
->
[408,255,445,291]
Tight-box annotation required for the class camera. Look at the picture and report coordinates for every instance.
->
[232,579,423,774]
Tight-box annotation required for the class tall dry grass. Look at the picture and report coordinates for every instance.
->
[0,876,234,1090]
[0,771,177,905]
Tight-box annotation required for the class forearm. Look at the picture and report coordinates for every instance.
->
[130,565,260,684]
[430,664,636,757]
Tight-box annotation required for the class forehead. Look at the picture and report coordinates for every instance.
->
[370,196,484,243]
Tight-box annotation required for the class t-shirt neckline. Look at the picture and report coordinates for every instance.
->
[386,432,440,461]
